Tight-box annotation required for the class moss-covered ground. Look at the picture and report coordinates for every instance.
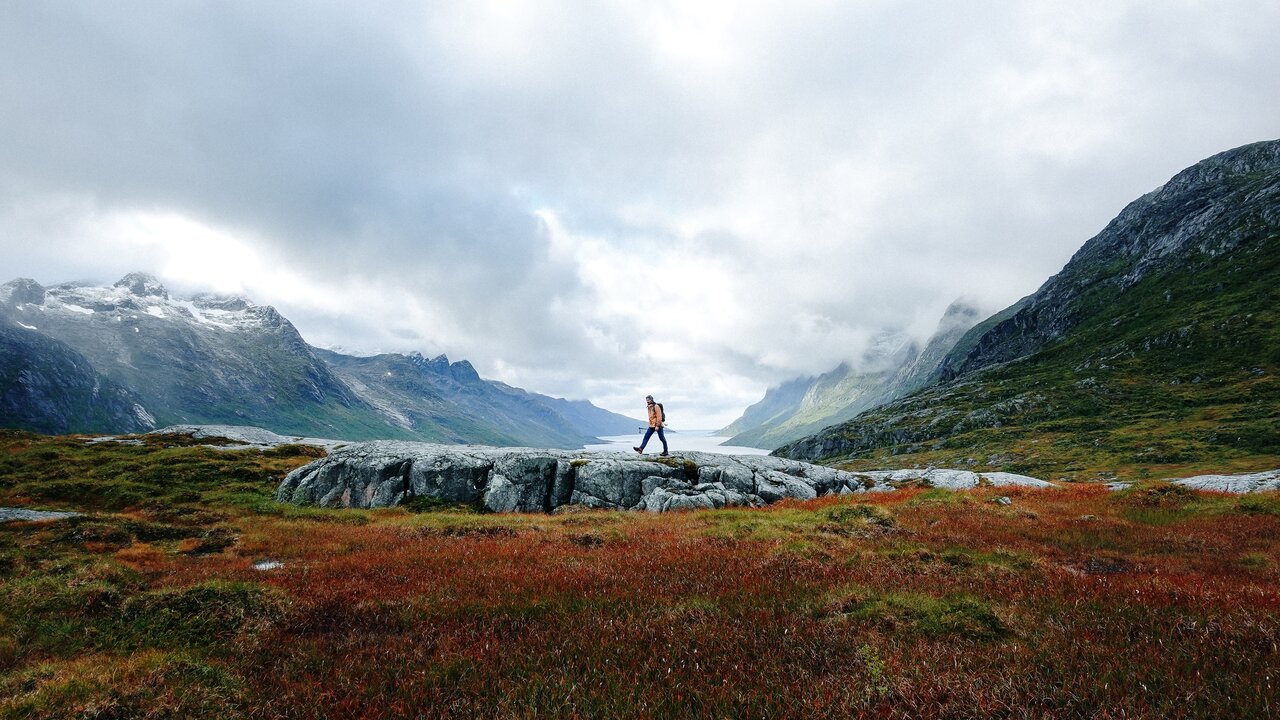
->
[2,431,1279,718]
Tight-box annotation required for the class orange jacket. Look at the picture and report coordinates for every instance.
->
[647,402,663,429]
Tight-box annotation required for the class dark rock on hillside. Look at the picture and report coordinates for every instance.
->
[944,140,1280,380]
[3,278,47,307]
[114,272,169,298]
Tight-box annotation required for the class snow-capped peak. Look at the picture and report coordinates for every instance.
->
[113,272,169,299]
[4,273,278,333]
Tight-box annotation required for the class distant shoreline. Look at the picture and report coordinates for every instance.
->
[583,429,770,456]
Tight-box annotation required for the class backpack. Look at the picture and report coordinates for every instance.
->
[657,403,665,422]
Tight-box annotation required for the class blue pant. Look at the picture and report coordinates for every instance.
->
[639,426,668,453]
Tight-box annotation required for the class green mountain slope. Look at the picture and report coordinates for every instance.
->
[722,300,982,449]
[776,140,1280,480]
[724,336,917,449]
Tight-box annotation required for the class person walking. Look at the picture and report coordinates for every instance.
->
[634,394,669,456]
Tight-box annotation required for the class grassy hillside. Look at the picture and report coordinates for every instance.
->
[778,230,1280,482]
[727,361,907,450]
[2,431,1279,717]
[724,301,984,451]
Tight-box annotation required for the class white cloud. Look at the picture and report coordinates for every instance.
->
[1,0,1278,429]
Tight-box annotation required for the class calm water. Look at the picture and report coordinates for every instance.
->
[583,429,770,456]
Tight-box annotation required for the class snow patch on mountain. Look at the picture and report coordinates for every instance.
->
[20,278,277,334]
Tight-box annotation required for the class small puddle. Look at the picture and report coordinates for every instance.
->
[253,560,284,571]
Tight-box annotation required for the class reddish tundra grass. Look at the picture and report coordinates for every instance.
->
[1,433,1279,719]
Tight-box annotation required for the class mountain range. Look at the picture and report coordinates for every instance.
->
[774,139,1280,480]
[719,299,984,449]
[0,274,638,447]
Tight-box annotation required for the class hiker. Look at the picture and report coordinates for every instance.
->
[634,394,669,456]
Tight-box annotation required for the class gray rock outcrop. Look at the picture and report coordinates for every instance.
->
[277,443,875,513]
[148,424,342,450]
[275,442,1054,513]
[855,468,1054,490]
[1171,469,1280,494]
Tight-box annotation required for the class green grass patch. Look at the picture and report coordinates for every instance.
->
[0,434,319,515]
[877,544,1035,572]
[817,503,895,536]
[835,588,1009,641]
[0,650,243,720]
[121,581,289,647]
[1237,494,1280,516]
[905,488,973,508]
[1114,482,1238,525]
[696,502,896,544]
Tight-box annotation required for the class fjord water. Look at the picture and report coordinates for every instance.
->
[583,429,770,455]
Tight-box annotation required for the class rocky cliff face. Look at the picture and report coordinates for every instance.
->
[0,321,153,434]
[885,299,985,394]
[778,140,1280,469]
[723,299,983,449]
[942,140,1280,380]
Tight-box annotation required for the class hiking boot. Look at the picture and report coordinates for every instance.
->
[633,446,643,454]
[660,451,670,457]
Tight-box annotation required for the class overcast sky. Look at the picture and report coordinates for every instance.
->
[2,1,1278,428]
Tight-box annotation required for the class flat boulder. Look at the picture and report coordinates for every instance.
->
[857,468,1054,490]
[1171,469,1280,494]
[147,424,341,450]
[275,443,897,513]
